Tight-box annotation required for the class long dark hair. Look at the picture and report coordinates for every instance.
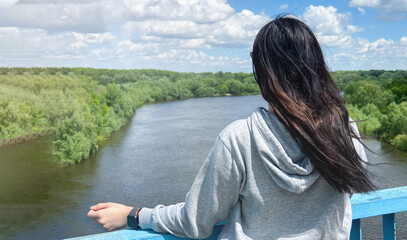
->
[252,16,374,193]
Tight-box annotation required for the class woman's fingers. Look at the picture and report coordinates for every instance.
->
[87,202,131,231]
[90,202,111,211]
[87,209,100,220]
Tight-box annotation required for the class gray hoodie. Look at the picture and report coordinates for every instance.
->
[139,107,366,239]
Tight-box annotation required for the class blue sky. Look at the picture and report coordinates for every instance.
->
[0,0,406,72]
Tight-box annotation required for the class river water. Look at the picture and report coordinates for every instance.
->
[0,95,406,239]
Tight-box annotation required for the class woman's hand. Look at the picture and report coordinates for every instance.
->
[87,202,133,231]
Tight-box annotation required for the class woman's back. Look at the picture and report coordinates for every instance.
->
[216,107,358,239]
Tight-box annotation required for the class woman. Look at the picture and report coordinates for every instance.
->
[88,16,374,239]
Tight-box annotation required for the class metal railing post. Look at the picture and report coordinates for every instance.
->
[383,213,396,240]
[350,219,362,240]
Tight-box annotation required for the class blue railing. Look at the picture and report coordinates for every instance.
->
[70,186,407,240]
[350,186,407,240]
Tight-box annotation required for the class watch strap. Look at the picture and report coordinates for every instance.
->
[127,207,140,229]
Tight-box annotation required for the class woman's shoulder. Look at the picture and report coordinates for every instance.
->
[219,118,250,144]
[217,109,266,151]
[218,107,268,143]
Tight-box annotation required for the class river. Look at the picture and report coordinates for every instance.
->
[0,95,406,239]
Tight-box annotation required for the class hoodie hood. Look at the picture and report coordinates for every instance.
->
[247,107,320,193]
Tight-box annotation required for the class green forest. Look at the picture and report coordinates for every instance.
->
[0,68,406,164]
[334,70,407,152]
[0,68,259,164]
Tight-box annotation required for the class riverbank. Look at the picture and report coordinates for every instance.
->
[0,130,53,147]
[0,68,260,164]
[0,94,251,148]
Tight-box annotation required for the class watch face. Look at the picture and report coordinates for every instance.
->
[127,215,138,228]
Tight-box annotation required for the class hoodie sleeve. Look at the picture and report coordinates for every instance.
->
[138,136,242,239]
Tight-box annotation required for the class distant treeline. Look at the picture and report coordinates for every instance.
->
[333,70,407,152]
[1,68,406,164]
[0,68,259,164]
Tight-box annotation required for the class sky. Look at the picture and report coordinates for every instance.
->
[0,0,406,72]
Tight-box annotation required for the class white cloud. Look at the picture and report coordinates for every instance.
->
[279,4,288,10]
[44,54,86,60]
[71,33,88,49]
[124,0,234,23]
[142,48,232,68]
[110,7,269,69]
[18,0,103,3]
[303,5,350,36]
[328,36,407,70]
[122,9,269,49]
[303,5,354,47]
[319,35,354,48]
[347,25,364,33]
[0,0,128,33]
[0,0,270,71]
[115,40,161,56]
[349,0,380,8]
[126,20,201,39]
[207,10,269,46]
[84,33,115,44]
[357,38,370,53]
[357,7,366,15]
[301,5,407,70]
[0,27,92,60]
[89,48,113,58]
[349,0,407,20]
[0,1,406,71]
[369,37,394,50]
[0,0,18,8]
[0,2,111,32]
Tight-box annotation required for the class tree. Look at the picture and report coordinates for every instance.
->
[344,81,394,110]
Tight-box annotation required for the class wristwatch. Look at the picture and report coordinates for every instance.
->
[127,208,141,229]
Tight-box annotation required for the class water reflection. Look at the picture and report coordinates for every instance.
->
[0,135,98,239]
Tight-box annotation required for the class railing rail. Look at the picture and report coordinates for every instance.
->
[70,186,407,240]
[350,186,407,240]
